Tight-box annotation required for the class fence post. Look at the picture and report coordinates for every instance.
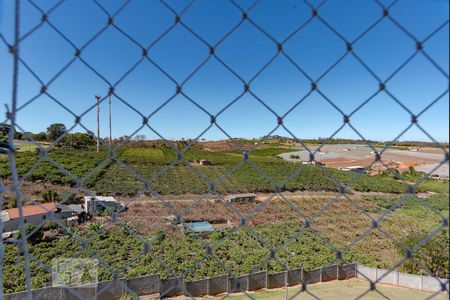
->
[265,271,268,289]
[320,267,323,282]
[301,267,304,287]
[284,270,288,300]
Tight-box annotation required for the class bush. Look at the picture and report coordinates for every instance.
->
[399,229,449,278]
[15,223,43,244]
[41,189,60,202]
[88,222,102,232]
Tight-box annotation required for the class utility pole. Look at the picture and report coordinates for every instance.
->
[108,93,112,146]
[95,95,101,152]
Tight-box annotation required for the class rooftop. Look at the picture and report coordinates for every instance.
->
[184,221,215,234]
[84,196,117,202]
[6,202,57,220]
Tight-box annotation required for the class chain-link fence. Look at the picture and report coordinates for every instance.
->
[1,0,449,299]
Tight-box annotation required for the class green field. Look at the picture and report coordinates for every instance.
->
[1,146,447,196]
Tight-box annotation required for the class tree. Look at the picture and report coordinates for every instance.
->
[47,123,66,143]
[134,135,146,141]
[399,229,449,278]
[32,132,47,142]
[0,123,11,142]
[62,133,95,149]
[13,131,22,140]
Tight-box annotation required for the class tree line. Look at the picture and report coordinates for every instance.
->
[0,122,95,150]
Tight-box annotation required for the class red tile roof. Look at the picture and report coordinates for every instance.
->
[7,202,57,219]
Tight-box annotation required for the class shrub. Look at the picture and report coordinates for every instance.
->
[15,223,43,244]
[88,222,102,232]
[41,189,60,202]
[399,229,449,278]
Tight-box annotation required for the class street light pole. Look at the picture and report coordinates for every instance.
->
[95,95,101,152]
[108,93,112,146]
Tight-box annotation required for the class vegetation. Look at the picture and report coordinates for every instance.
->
[41,189,60,202]
[1,145,446,195]
[93,147,422,195]
[0,148,111,185]
[1,134,448,294]
[2,221,359,293]
[399,229,449,277]
[15,223,43,244]
[3,206,448,294]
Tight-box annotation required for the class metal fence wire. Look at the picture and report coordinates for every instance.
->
[0,0,449,299]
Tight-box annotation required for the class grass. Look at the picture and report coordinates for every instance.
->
[207,279,448,300]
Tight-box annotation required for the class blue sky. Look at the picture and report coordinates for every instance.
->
[0,0,449,142]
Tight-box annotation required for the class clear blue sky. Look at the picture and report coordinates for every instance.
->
[0,0,449,142]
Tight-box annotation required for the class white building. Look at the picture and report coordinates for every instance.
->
[83,196,124,214]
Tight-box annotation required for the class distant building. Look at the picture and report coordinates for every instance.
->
[224,193,257,204]
[340,166,366,173]
[83,196,124,214]
[1,202,75,233]
[302,161,323,166]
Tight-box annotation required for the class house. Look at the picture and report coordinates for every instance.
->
[83,196,124,214]
[224,193,257,204]
[1,202,75,233]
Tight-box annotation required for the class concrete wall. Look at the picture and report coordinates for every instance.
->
[4,264,360,299]
[228,275,248,293]
[321,265,338,282]
[185,278,208,297]
[248,271,267,291]
[4,286,97,300]
[287,268,303,286]
[304,268,321,284]
[338,263,357,280]
[160,277,184,298]
[208,275,228,296]
[97,280,124,300]
[357,265,449,292]
[3,214,46,232]
[63,285,97,300]
[267,271,286,289]
[126,274,159,296]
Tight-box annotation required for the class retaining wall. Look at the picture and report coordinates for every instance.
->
[2,264,365,299]
[207,274,228,295]
[357,265,449,292]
